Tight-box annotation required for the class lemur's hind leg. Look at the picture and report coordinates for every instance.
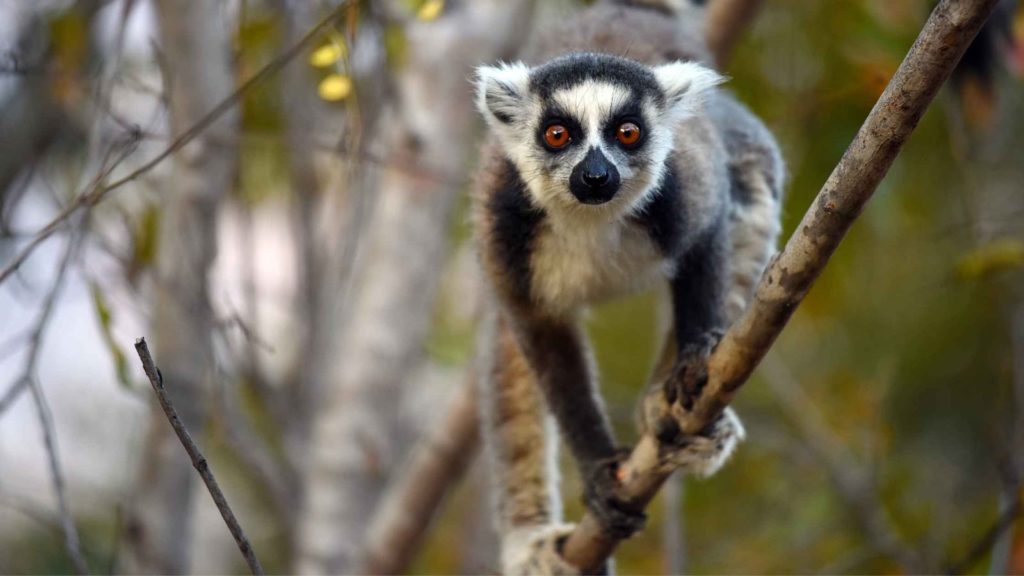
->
[479,313,579,575]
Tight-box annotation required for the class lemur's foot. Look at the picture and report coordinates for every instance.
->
[503,524,607,576]
[655,406,745,477]
[582,451,646,539]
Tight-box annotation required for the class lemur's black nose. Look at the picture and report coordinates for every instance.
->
[570,147,620,205]
[582,170,609,187]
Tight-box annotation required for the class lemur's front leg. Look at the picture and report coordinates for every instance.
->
[639,227,745,477]
[512,316,647,540]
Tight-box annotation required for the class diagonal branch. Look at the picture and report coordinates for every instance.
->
[133,338,265,576]
[561,0,1002,571]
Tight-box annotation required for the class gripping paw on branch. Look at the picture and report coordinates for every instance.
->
[503,524,607,576]
[641,331,745,478]
[582,450,647,540]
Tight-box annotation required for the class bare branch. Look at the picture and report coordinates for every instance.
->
[0,0,354,286]
[10,228,89,574]
[762,355,924,572]
[364,377,481,575]
[29,377,88,575]
[561,0,1002,570]
[133,337,265,576]
[705,0,766,68]
[946,492,1022,574]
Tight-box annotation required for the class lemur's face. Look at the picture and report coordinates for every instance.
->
[476,53,722,218]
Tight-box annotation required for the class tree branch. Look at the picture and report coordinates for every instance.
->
[133,337,265,576]
[705,0,765,68]
[946,491,1022,574]
[363,376,481,574]
[762,355,924,573]
[561,0,1001,571]
[0,0,353,286]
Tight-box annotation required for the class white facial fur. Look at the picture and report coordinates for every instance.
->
[475,58,724,223]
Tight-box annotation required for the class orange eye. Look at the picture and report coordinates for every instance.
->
[616,122,641,147]
[543,124,571,150]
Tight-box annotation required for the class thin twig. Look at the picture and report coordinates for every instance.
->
[19,229,89,574]
[0,0,353,286]
[762,355,924,572]
[133,337,265,576]
[946,493,1022,574]
[29,377,89,575]
[561,1,1002,571]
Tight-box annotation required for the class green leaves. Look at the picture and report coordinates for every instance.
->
[89,283,133,389]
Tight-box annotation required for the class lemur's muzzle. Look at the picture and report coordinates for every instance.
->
[570,147,620,205]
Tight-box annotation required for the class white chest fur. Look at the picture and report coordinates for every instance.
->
[529,217,672,315]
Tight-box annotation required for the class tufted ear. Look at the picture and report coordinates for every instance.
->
[652,60,725,117]
[475,62,531,126]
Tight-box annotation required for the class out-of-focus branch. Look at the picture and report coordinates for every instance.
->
[133,338,265,576]
[705,0,766,68]
[17,230,88,575]
[761,355,924,573]
[294,2,536,572]
[561,1,1001,571]
[364,377,481,575]
[0,1,353,287]
[946,491,1022,574]
[215,364,298,528]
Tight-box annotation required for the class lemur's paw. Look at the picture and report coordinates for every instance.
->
[502,524,585,576]
[582,451,647,539]
[654,406,745,478]
[639,330,722,436]
[665,330,723,411]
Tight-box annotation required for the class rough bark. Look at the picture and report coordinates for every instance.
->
[119,3,238,572]
[292,3,536,573]
[561,0,1001,571]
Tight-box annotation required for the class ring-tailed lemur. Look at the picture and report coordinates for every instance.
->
[472,0,784,573]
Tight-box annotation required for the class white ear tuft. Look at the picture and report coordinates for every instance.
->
[475,62,531,126]
[653,61,726,117]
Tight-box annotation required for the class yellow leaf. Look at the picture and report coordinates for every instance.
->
[417,0,444,21]
[956,238,1024,279]
[318,74,353,101]
[309,42,345,68]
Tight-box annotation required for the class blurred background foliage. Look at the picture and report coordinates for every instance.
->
[1,0,1023,574]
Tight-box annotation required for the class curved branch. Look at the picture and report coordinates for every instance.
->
[561,0,1001,571]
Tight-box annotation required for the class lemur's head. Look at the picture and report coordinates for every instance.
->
[476,52,722,218]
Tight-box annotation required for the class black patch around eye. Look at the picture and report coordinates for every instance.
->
[603,115,648,150]
[537,113,583,153]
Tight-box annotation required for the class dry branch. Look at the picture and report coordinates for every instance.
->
[705,0,765,68]
[133,338,265,576]
[364,377,481,574]
[561,0,1001,571]
[946,491,1022,574]
[7,228,89,574]
[0,1,352,287]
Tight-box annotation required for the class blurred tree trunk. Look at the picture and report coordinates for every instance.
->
[293,2,535,573]
[119,2,239,573]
